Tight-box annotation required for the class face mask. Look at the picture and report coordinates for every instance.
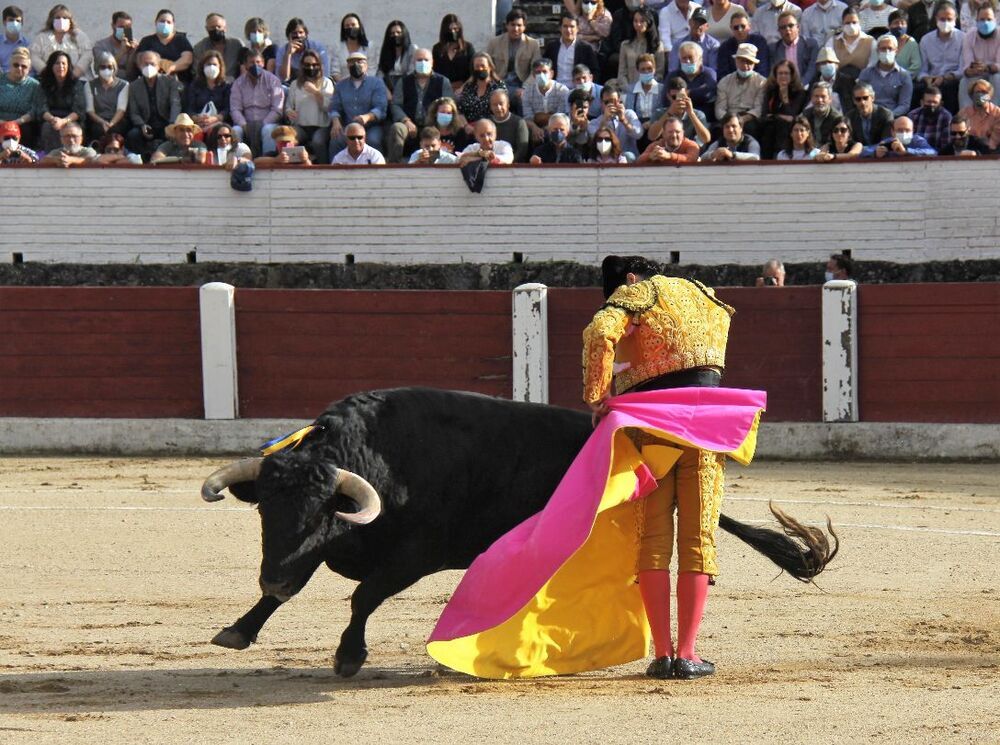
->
[392,35,404,47]
[53,18,70,32]
[142,64,158,79]
[820,63,837,79]
[346,27,360,40]
[250,31,264,45]
[209,29,226,42]
[843,22,860,36]
[549,129,566,144]
[771,0,784,6]
[156,21,173,36]
[536,71,550,86]
[576,80,593,92]
[681,61,697,75]
[436,112,453,127]
[2,138,17,150]
[475,69,489,80]
[890,26,906,39]
[626,0,643,9]
[204,64,220,80]
[251,63,264,78]
[582,2,598,12]
[870,0,884,6]
[639,71,655,84]
[304,65,321,78]
[596,139,612,154]
[449,29,460,41]
[5,20,20,35]
[114,26,126,41]
[737,68,752,78]
[824,271,835,282]
[975,92,990,105]
[348,63,364,79]
[878,50,896,65]
[897,131,913,145]
[923,104,938,115]
[99,67,114,80]
[978,19,996,34]
[938,19,955,33]
[415,59,431,75]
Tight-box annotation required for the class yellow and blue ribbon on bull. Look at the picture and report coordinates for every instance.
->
[259,424,323,457]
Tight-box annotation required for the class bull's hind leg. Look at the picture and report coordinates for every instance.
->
[212,595,284,649]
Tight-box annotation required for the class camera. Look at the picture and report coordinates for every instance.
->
[762,276,778,286]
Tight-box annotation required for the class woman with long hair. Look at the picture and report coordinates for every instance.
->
[457,52,506,127]
[816,117,863,160]
[426,96,469,153]
[29,4,92,79]
[588,124,626,162]
[331,13,370,82]
[183,49,231,131]
[760,59,807,158]
[776,115,819,159]
[377,20,418,96]
[273,17,329,83]
[285,48,333,163]
[617,8,665,88]
[433,14,476,94]
[34,49,84,150]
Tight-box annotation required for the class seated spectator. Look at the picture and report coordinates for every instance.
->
[433,14,476,94]
[704,111,762,160]
[244,17,273,61]
[522,57,570,145]
[136,9,194,82]
[669,41,718,116]
[753,0,801,46]
[407,126,459,164]
[572,64,603,118]
[907,85,951,152]
[637,115,700,162]
[617,7,666,88]
[816,117,863,160]
[801,0,847,48]
[33,50,85,152]
[956,77,1000,148]
[427,96,469,154]
[331,121,385,164]
[85,52,128,142]
[0,47,38,146]
[331,13,371,83]
[255,125,312,165]
[769,11,818,86]
[457,117,514,164]
[151,113,207,162]
[668,9,721,73]
[273,17,329,85]
[192,13,244,81]
[30,4,92,79]
[91,11,138,80]
[490,88,530,162]
[938,113,992,154]
[205,122,252,168]
[706,0,741,43]
[0,119,37,163]
[958,4,1000,109]
[859,0,894,35]
[376,20,418,97]
[284,49,333,164]
[568,0,613,55]
[775,115,820,159]
[1,6,30,74]
[231,48,285,157]
[627,53,668,139]
[41,120,95,165]
[126,50,181,160]
[811,47,845,112]
[830,9,875,80]
[544,13,600,88]
[718,12,772,81]
[887,10,921,82]
[917,2,964,114]
[826,253,853,281]
[803,81,842,145]
[715,43,767,136]
[648,77,712,145]
[458,52,507,126]
[588,123,627,163]
[388,49,454,162]
[587,83,644,159]
[567,87,595,148]
[759,59,808,158]
[858,34,914,116]
[183,50,231,132]
[848,82,894,144]
[659,0,701,51]
[861,115,937,156]
[328,51,387,159]
[486,8,542,105]
[756,259,786,286]
[529,112,582,163]
[93,131,132,164]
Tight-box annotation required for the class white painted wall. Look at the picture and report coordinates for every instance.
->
[5,160,999,266]
[16,1,497,59]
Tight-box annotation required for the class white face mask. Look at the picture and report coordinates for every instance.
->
[937,19,955,33]
[843,22,860,36]
[596,139,612,154]
[878,50,896,65]
[98,67,115,80]
[824,271,835,282]
[2,138,17,150]
[142,63,158,79]
[203,64,220,80]
[53,17,70,32]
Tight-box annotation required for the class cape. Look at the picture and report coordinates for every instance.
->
[426,386,767,679]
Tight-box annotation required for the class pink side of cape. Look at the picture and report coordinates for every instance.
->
[428,386,767,643]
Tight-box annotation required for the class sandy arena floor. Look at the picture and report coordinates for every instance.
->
[0,457,997,744]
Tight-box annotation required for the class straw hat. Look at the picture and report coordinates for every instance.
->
[733,43,760,64]
[165,113,202,138]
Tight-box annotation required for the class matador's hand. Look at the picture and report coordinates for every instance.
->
[589,398,611,428]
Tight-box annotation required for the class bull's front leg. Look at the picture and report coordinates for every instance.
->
[211,595,284,649]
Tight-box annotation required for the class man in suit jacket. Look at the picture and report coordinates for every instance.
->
[769,10,819,86]
[486,8,541,100]
[543,13,600,88]
[848,82,894,144]
[126,49,182,160]
[717,11,772,80]
[386,48,453,163]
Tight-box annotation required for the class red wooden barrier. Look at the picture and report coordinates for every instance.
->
[547,286,822,422]
[235,289,512,418]
[858,283,1000,422]
[0,287,202,417]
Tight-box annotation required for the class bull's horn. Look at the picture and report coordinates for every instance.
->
[333,468,382,525]
[201,458,263,502]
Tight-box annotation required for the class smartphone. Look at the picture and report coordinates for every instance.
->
[124,26,133,42]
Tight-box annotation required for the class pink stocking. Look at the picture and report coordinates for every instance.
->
[639,569,673,658]
[676,571,710,662]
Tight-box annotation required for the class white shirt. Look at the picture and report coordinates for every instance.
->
[556,41,576,86]
[659,1,701,51]
[332,143,386,164]
[801,0,847,46]
[753,0,802,45]
[459,140,514,164]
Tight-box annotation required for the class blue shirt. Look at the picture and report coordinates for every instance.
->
[0,33,30,72]
[861,133,937,157]
[329,74,388,123]
[858,64,914,117]
[918,29,966,79]
[273,39,329,81]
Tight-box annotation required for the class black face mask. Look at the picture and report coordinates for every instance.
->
[345,27,360,40]
[208,29,225,42]
[475,69,489,81]
[348,63,364,79]
[303,65,320,77]
[392,35,404,47]
[449,29,460,42]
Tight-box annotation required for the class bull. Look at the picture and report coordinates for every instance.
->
[201,387,837,678]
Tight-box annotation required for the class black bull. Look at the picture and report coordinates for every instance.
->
[201,387,837,677]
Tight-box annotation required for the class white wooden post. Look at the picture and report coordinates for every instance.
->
[822,280,859,422]
[199,282,239,420]
[512,283,549,404]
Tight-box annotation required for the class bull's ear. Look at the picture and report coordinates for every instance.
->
[228,481,259,503]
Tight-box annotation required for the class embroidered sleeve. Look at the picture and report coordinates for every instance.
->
[582,305,630,405]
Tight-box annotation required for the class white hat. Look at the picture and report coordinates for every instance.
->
[733,43,760,64]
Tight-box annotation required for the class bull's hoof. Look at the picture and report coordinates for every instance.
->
[334,648,367,678]
[211,627,254,650]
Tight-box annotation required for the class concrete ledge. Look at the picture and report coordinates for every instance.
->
[1,418,997,461]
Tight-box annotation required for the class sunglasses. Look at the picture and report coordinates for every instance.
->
[595,137,612,142]
[347,135,365,141]
[99,65,114,71]
[950,131,968,136]
[731,24,747,30]
[833,126,849,133]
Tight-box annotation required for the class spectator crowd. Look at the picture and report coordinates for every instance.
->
[3,1,999,168]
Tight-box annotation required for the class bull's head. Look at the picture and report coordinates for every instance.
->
[201,450,381,599]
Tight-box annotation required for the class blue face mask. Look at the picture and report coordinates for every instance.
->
[156,21,173,36]
[251,63,264,77]
[576,80,593,92]
[436,112,453,128]
[889,26,906,39]
[681,61,697,75]
[414,59,431,75]
[536,71,550,86]
[549,129,566,143]
[978,19,997,35]
[5,19,21,35]
[736,68,753,79]
[114,26,125,41]
[820,63,837,79]
[639,71,655,84]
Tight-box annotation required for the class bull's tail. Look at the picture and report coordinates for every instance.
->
[718,502,839,582]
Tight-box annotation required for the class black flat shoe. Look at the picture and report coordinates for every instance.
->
[645,656,674,679]
[672,657,715,679]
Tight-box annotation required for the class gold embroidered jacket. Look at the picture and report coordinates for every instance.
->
[582,276,735,405]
